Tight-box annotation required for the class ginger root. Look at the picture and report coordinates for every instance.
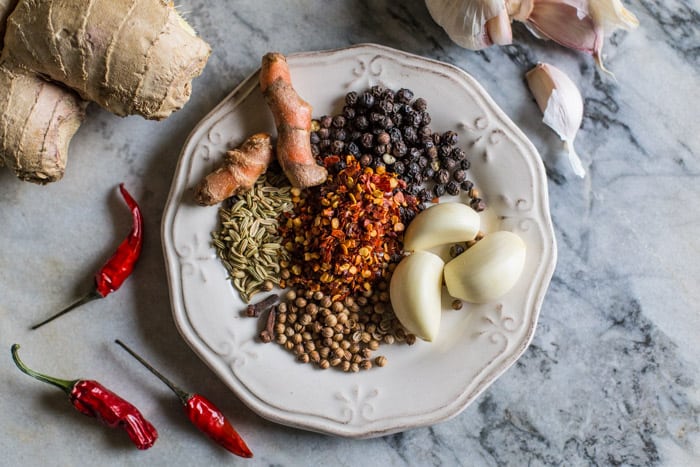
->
[260,52,327,189]
[0,0,211,184]
[0,63,86,183]
[193,133,274,206]
[2,0,210,120]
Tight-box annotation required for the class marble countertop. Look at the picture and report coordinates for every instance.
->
[1,1,698,465]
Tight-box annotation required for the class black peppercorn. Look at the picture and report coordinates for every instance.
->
[459,159,471,170]
[381,116,394,129]
[392,112,403,127]
[422,166,435,179]
[389,127,403,143]
[403,126,418,144]
[425,146,438,159]
[320,139,331,150]
[310,132,320,144]
[393,161,406,174]
[380,88,395,101]
[438,144,452,159]
[451,147,466,160]
[320,115,332,128]
[331,128,347,141]
[350,131,362,142]
[392,140,407,158]
[396,88,414,104]
[378,99,393,114]
[360,133,374,148]
[343,106,356,120]
[412,97,428,112]
[417,188,430,202]
[417,156,428,168]
[311,144,320,157]
[421,112,432,126]
[359,91,374,108]
[374,144,389,156]
[407,162,420,177]
[443,130,458,146]
[452,169,467,183]
[446,181,460,196]
[331,140,345,154]
[347,142,360,156]
[359,154,373,167]
[332,115,346,129]
[318,127,330,140]
[435,168,450,185]
[432,132,441,145]
[354,115,369,130]
[376,132,391,145]
[345,91,358,106]
[370,85,385,97]
[419,125,432,137]
[442,157,456,170]
[408,147,422,160]
[433,184,446,198]
[460,180,474,191]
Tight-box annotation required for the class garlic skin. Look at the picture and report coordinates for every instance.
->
[402,202,481,252]
[444,231,526,303]
[425,0,638,68]
[425,0,510,50]
[526,62,585,178]
[390,251,445,342]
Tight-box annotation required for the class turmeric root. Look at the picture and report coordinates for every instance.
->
[260,52,327,189]
[194,133,274,206]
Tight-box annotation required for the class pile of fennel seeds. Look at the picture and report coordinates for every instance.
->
[212,171,293,303]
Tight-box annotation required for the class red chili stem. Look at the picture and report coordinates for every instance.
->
[114,340,190,405]
[11,344,76,394]
[31,184,143,330]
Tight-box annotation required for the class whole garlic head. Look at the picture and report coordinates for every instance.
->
[425,0,512,50]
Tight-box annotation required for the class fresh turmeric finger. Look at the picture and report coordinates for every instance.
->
[193,132,273,206]
[260,52,327,189]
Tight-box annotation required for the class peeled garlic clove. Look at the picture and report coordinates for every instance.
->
[444,231,526,303]
[403,202,481,252]
[526,62,586,178]
[390,251,445,342]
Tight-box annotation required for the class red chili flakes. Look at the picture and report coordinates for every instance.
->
[279,155,419,300]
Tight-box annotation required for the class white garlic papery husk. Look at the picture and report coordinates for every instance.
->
[526,62,585,177]
[524,0,639,68]
[425,0,512,49]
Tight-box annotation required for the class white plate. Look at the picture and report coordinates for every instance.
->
[162,44,557,438]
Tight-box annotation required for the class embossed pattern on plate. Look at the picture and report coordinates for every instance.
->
[162,44,557,438]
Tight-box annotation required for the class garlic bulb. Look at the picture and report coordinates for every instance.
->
[425,0,638,68]
[526,62,585,177]
[390,251,445,342]
[444,231,526,303]
[425,0,511,50]
[402,202,481,252]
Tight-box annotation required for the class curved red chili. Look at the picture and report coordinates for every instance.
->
[11,344,158,450]
[115,340,253,458]
[31,184,143,330]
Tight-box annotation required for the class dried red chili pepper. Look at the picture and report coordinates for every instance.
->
[11,344,158,450]
[115,340,253,458]
[31,183,143,330]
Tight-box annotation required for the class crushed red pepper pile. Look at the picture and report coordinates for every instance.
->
[279,155,420,300]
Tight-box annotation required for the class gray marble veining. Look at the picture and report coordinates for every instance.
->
[1,1,698,466]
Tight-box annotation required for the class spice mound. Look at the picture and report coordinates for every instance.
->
[278,155,420,301]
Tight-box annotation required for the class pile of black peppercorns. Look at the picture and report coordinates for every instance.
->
[309,85,484,212]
